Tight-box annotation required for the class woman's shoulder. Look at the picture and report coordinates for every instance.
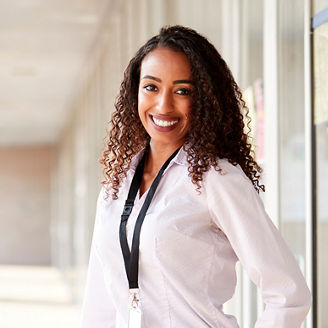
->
[204,157,254,192]
[203,158,260,211]
[97,185,108,206]
[177,146,253,191]
[209,157,249,179]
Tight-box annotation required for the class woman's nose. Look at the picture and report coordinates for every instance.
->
[156,90,174,113]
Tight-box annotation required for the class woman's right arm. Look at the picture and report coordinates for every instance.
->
[80,189,117,328]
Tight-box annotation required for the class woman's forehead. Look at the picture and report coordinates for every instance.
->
[140,47,192,79]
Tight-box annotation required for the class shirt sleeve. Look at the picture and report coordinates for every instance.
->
[80,188,116,328]
[205,163,312,328]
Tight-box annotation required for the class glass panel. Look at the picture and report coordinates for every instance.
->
[314,0,328,16]
[240,0,264,327]
[242,0,264,166]
[313,19,328,328]
[278,0,307,304]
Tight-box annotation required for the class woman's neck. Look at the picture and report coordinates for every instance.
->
[144,140,183,175]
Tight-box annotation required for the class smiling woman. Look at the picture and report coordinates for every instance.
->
[81,25,311,328]
[137,48,193,192]
[99,25,266,201]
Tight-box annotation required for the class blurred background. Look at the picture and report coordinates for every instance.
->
[0,0,327,327]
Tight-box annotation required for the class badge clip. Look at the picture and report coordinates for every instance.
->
[128,288,142,328]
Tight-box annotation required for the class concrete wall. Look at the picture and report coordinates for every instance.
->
[0,146,53,265]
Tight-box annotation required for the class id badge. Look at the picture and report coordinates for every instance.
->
[128,306,142,328]
[128,288,142,328]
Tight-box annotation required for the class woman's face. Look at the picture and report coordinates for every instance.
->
[138,47,194,148]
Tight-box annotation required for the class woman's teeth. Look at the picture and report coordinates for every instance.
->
[153,117,178,127]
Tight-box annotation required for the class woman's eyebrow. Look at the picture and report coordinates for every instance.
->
[141,75,161,82]
[173,79,194,85]
[141,75,194,85]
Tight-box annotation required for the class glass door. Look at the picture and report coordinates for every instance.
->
[312,5,328,328]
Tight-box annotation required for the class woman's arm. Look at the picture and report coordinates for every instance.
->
[205,162,312,328]
[80,189,116,328]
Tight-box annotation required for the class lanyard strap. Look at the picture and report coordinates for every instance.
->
[119,146,181,289]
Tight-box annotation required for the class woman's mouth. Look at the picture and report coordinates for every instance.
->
[152,117,179,127]
[150,114,180,131]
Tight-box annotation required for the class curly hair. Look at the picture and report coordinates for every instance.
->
[100,25,265,199]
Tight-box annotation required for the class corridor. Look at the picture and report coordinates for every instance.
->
[0,266,80,328]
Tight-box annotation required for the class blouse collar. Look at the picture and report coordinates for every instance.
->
[128,145,189,172]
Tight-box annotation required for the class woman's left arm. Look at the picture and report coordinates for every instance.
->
[205,164,312,328]
[80,188,117,328]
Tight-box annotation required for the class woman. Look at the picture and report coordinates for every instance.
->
[81,25,311,328]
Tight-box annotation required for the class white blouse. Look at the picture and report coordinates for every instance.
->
[81,147,311,328]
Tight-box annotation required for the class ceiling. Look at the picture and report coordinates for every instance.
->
[0,0,110,146]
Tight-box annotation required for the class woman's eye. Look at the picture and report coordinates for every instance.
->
[176,88,192,96]
[144,84,157,92]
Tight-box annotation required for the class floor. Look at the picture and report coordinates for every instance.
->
[0,265,80,328]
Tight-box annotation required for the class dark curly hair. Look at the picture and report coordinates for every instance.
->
[100,25,265,199]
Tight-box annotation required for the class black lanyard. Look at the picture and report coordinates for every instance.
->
[119,146,181,289]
